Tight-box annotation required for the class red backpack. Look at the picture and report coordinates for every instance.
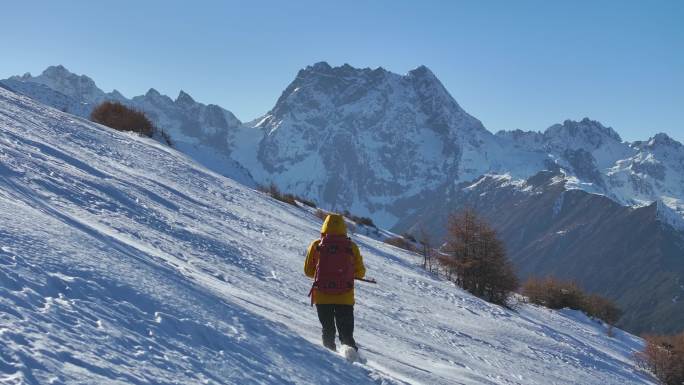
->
[308,234,355,304]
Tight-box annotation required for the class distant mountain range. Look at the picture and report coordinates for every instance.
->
[3,63,683,334]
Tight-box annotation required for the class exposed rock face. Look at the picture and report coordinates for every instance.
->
[232,62,510,226]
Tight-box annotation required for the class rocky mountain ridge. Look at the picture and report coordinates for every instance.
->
[4,63,682,231]
[238,62,684,231]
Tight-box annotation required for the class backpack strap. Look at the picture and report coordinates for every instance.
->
[308,242,321,307]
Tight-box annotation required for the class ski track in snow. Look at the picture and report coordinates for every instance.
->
[0,88,656,384]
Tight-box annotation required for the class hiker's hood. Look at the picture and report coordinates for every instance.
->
[321,214,347,235]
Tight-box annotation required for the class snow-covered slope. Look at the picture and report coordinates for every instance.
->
[0,87,656,384]
[1,66,253,186]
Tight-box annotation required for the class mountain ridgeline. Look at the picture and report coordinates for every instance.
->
[3,63,683,334]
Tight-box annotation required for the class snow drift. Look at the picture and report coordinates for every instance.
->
[0,88,655,384]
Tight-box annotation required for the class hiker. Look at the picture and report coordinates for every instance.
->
[305,213,366,351]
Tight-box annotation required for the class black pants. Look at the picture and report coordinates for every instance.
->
[316,304,356,351]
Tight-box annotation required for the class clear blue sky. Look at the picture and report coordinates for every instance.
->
[2,0,682,142]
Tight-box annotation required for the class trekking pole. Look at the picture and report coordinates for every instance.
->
[355,277,377,284]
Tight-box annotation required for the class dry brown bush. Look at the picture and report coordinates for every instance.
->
[402,232,417,243]
[636,333,684,384]
[280,193,297,206]
[257,183,298,206]
[340,210,376,228]
[91,101,154,137]
[256,184,317,208]
[522,276,585,310]
[522,276,622,326]
[383,236,416,252]
[297,196,317,208]
[583,293,623,326]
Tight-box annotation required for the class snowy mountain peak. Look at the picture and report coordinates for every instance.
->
[110,89,126,99]
[42,65,96,87]
[310,60,332,71]
[233,62,491,226]
[292,62,447,90]
[11,72,32,81]
[296,61,390,80]
[42,64,77,79]
[631,133,684,173]
[496,118,625,153]
[407,64,436,79]
[139,88,177,105]
[544,118,623,149]
[175,89,196,106]
[22,65,106,103]
[639,132,683,150]
[145,87,162,97]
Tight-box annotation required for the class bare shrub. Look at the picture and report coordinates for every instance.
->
[355,216,376,227]
[258,183,298,206]
[91,101,154,137]
[297,196,317,208]
[281,193,297,205]
[636,333,684,385]
[522,276,622,326]
[583,293,623,326]
[522,277,585,310]
[383,236,416,252]
[341,210,376,228]
[402,232,417,243]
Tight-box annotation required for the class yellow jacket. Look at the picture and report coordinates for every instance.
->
[304,214,366,305]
